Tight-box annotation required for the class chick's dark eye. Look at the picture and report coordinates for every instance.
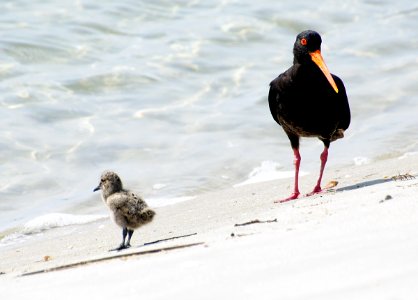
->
[300,38,307,46]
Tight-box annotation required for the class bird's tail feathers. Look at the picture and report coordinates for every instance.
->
[140,208,155,223]
[330,129,345,141]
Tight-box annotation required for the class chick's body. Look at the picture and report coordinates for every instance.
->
[104,190,154,230]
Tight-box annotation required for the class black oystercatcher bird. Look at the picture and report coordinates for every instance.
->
[268,30,350,202]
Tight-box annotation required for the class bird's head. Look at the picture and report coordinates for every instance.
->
[93,171,123,196]
[293,30,339,93]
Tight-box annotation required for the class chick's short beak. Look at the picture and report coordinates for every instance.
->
[93,185,101,192]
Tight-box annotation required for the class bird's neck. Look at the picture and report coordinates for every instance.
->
[102,187,123,200]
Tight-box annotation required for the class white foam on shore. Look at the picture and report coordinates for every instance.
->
[0,232,29,247]
[21,213,107,235]
[398,152,418,160]
[0,213,106,247]
[234,161,307,187]
[353,156,371,166]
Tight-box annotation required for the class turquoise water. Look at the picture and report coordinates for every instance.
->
[1,0,418,232]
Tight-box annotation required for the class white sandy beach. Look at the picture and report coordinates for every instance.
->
[1,153,418,299]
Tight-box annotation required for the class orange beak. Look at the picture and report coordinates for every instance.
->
[309,50,339,93]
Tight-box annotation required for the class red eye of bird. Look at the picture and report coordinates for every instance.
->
[300,38,307,46]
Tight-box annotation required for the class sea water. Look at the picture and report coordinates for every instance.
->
[1,0,418,236]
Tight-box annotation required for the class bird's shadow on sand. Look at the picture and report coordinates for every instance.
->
[335,178,392,192]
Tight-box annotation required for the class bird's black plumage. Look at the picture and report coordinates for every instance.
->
[268,30,351,202]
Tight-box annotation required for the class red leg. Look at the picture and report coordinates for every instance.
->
[307,147,328,196]
[276,148,301,203]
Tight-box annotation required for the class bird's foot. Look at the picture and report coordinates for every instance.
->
[305,186,323,197]
[275,192,300,203]
[109,243,129,252]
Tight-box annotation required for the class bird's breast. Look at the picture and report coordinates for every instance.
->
[278,92,339,134]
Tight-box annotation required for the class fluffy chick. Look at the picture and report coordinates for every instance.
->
[94,171,155,251]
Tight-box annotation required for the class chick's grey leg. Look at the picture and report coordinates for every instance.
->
[126,229,134,248]
[110,227,128,251]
